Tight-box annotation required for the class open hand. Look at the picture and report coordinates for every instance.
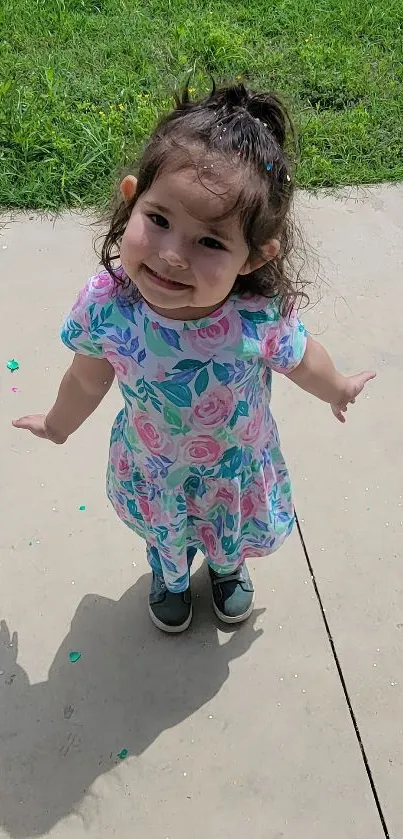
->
[12,414,67,444]
[331,371,376,423]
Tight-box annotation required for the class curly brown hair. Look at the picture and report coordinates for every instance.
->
[101,81,309,315]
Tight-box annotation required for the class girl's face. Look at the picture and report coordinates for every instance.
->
[119,167,278,319]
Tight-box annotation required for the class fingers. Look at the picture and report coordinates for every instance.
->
[12,416,46,437]
[356,371,377,393]
[12,416,33,430]
[363,371,377,383]
[333,370,376,421]
[0,620,10,645]
[331,405,346,423]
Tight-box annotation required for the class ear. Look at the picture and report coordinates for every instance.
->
[120,175,138,201]
[239,238,280,275]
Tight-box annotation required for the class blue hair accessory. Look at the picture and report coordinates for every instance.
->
[266,163,273,172]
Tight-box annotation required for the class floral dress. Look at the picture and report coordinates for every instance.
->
[61,270,307,592]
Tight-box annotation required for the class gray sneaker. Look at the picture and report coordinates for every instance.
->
[148,572,192,633]
[208,562,255,624]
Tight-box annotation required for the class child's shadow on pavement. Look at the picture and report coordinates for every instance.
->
[0,568,263,838]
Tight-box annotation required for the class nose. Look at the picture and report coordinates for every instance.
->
[159,238,189,270]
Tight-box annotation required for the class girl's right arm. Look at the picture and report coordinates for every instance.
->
[13,354,115,444]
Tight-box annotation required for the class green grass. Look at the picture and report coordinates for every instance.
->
[1,0,402,210]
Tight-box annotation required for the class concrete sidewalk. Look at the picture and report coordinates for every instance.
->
[1,186,401,838]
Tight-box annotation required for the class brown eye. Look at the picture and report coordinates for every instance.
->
[200,237,225,250]
[148,213,169,228]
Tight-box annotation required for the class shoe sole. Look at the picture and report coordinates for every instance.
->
[148,603,193,633]
[212,594,255,624]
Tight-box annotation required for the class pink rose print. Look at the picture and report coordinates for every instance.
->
[240,406,264,445]
[155,364,165,382]
[182,435,223,466]
[134,414,176,458]
[104,351,128,378]
[91,271,114,303]
[216,484,238,513]
[261,328,279,362]
[186,497,202,516]
[192,386,234,429]
[241,488,259,519]
[199,523,220,561]
[187,315,242,357]
[137,495,151,520]
[117,452,131,479]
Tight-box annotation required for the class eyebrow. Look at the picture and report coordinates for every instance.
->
[143,201,233,242]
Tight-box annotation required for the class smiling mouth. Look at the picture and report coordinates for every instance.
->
[143,265,189,291]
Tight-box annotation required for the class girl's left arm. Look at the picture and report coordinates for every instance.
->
[286,336,376,423]
[13,353,115,444]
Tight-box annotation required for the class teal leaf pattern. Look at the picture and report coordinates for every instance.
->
[194,367,209,396]
[155,380,192,408]
[212,361,230,383]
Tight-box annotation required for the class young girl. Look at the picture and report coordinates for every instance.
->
[13,83,375,633]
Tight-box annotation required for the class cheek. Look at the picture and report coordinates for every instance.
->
[196,251,227,278]
[195,252,237,291]
[121,217,150,264]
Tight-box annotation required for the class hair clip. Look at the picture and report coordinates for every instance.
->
[266,163,273,172]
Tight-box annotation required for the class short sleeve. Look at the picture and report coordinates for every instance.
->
[261,306,307,373]
[61,276,108,358]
